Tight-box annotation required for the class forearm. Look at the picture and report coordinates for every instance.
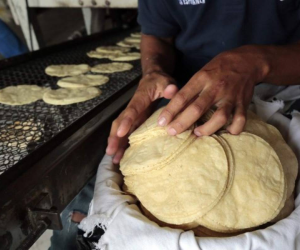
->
[141,34,176,76]
[235,42,300,85]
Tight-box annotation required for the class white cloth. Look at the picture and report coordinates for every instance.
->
[79,84,300,250]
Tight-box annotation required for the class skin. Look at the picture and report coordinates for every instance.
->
[107,34,300,164]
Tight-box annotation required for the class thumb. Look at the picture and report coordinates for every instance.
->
[163,84,178,99]
[151,77,178,100]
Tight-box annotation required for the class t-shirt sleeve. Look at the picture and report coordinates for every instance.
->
[288,3,300,43]
[138,0,179,37]
[289,23,300,43]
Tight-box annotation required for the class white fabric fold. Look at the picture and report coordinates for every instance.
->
[273,85,300,102]
[79,84,300,250]
[78,155,136,237]
[252,95,284,122]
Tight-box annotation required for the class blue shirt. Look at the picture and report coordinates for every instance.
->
[0,20,28,58]
[138,0,300,83]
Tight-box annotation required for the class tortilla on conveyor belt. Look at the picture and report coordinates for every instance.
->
[43,87,101,105]
[45,64,90,77]
[120,108,298,235]
[124,37,141,44]
[87,51,115,59]
[110,52,140,61]
[117,40,141,50]
[57,75,109,89]
[116,41,136,48]
[0,85,45,105]
[131,32,142,38]
[91,63,133,73]
[96,46,131,54]
[87,50,140,61]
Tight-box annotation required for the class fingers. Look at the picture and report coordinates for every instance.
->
[113,149,125,164]
[112,139,128,164]
[165,89,214,135]
[117,75,174,137]
[117,97,149,137]
[106,136,118,155]
[107,74,175,157]
[194,102,233,136]
[226,103,246,135]
[106,119,120,155]
[71,212,86,223]
[117,116,134,137]
[158,83,203,128]
[106,112,134,156]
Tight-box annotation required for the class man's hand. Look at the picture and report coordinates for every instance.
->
[106,72,178,164]
[158,46,269,136]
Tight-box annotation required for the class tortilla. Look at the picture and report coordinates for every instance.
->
[45,64,90,77]
[88,50,140,61]
[128,108,167,144]
[139,203,199,230]
[87,51,114,59]
[0,85,45,105]
[197,132,286,230]
[124,37,141,44]
[96,46,130,54]
[120,127,194,175]
[131,32,142,38]
[43,87,101,105]
[121,108,292,233]
[117,41,136,48]
[245,112,298,199]
[110,52,140,61]
[91,62,133,73]
[57,74,109,89]
[124,136,229,224]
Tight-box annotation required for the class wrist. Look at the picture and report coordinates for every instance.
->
[143,70,169,78]
[142,55,174,77]
[143,65,168,76]
[237,45,271,83]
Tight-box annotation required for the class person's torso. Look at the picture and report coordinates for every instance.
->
[166,0,300,82]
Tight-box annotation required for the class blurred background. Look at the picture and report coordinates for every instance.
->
[0,0,138,60]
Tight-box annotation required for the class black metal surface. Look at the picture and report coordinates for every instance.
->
[0,27,141,250]
[0,27,141,175]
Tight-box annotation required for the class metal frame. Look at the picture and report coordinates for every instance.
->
[8,0,138,51]
[27,0,138,8]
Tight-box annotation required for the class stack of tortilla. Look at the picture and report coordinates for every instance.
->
[120,108,298,236]
[116,32,141,49]
[87,46,140,61]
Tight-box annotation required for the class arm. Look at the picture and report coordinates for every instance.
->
[253,42,300,85]
[106,34,178,163]
[141,34,175,76]
[157,42,300,137]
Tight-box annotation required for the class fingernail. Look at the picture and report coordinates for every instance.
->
[117,128,122,136]
[168,128,177,136]
[194,130,202,137]
[158,117,167,126]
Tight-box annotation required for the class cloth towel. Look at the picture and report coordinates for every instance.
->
[79,83,300,250]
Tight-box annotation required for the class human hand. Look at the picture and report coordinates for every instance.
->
[157,46,268,136]
[106,71,178,164]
